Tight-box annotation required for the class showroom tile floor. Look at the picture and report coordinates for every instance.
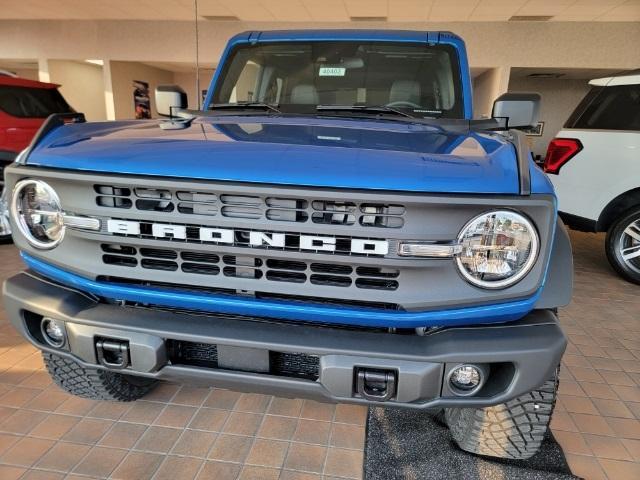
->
[0,230,637,480]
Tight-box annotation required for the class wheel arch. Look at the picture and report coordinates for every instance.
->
[597,187,640,232]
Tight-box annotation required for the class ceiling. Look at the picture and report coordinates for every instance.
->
[510,66,628,80]
[0,0,638,22]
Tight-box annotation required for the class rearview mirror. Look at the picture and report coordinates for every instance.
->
[492,92,540,129]
[155,85,188,117]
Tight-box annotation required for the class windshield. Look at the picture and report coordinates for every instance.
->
[0,86,73,118]
[211,41,463,118]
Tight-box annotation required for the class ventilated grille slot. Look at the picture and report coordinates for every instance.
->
[359,204,405,228]
[136,199,174,212]
[97,196,132,208]
[177,192,217,202]
[95,185,132,209]
[310,274,352,287]
[182,263,220,275]
[181,252,220,264]
[312,201,356,225]
[141,258,178,271]
[102,244,136,255]
[266,270,307,283]
[270,352,320,380]
[355,278,399,291]
[310,263,353,275]
[220,194,261,206]
[139,248,177,259]
[223,256,262,279]
[103,254,137,267]
[168,340,218,368]
[178,203,218,215]
[266,259,306,271]
[356,266,400,278]
[135,188,171,199]
[266,198,309,223]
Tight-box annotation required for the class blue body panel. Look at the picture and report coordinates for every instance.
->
[27,116,524,194]
[23,253,542,328]
[204,29,473,119]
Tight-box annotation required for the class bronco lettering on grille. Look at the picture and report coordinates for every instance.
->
[106,219,390,255]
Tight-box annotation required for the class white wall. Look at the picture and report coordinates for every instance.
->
[472,67,510,119]
[46,60,107,121]
[508,76,592,157]
[172,69,216,110]
[0,67,39,80]
[109,61,174,119]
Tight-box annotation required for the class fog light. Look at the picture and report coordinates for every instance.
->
[449,365,482,394]
[41,318,65,347]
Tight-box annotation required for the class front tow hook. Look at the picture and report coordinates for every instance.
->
[356,368,397,402]
[95,338,130,370]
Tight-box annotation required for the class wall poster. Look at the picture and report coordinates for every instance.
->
[133,80,151,119]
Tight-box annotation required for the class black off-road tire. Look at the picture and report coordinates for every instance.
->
[605,207,640,285]
[43,352,157,401]
[444,369,558,460]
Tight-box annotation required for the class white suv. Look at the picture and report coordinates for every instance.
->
[545,72,640,284]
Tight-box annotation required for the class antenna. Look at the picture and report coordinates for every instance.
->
[194,0,201,110]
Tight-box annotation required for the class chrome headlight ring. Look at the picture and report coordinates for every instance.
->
[11,179,65,249]
[456,210,539,289]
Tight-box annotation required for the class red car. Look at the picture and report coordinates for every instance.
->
[0,73,73,241]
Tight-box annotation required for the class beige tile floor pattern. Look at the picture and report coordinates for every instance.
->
[0,230,637,479]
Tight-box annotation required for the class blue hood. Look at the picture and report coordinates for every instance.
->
[26,115,522,194]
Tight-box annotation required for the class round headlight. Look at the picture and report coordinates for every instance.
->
[456,210,539,289]
[11,179,65,249]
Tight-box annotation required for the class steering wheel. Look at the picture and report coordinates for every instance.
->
[386,100,421,109]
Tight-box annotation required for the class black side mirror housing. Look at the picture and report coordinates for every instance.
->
[492,92,541,129]
[155,85,188,117]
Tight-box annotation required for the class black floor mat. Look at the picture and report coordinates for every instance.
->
[365,407,581,480]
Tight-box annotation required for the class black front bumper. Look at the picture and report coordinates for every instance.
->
[3,271,567,409]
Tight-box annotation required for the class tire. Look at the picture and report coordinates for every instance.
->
[605,207,640,285]
[0,234,13,245]
[43,352,157,401]
[444,368,558,460]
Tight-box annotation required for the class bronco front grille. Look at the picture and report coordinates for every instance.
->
[95,184,406,228]
[101,243,400,291]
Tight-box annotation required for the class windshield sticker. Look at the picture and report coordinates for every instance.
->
[319,67,346,77]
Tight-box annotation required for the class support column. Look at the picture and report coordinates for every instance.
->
[102,60,116,120]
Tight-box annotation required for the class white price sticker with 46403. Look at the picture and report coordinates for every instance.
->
[319,67,346,77]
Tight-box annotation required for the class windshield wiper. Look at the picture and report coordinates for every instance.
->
[210,102,281,114]
[316,104,415,118]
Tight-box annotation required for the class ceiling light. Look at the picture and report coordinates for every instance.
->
[350,16,388,22]
[202,15,240,21]
[508,15,553,21]
[527,73,565,79]
[85,59,104,66]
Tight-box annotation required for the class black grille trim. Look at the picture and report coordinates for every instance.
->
[100,244,399,291]
[95,184,406,228]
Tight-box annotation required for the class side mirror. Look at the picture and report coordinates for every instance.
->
[155,85,188,117]
[492,92,540,129]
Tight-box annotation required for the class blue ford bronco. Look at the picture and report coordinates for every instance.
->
[3,30,572,460]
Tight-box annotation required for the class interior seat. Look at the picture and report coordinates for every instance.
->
[290,84,319,104]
